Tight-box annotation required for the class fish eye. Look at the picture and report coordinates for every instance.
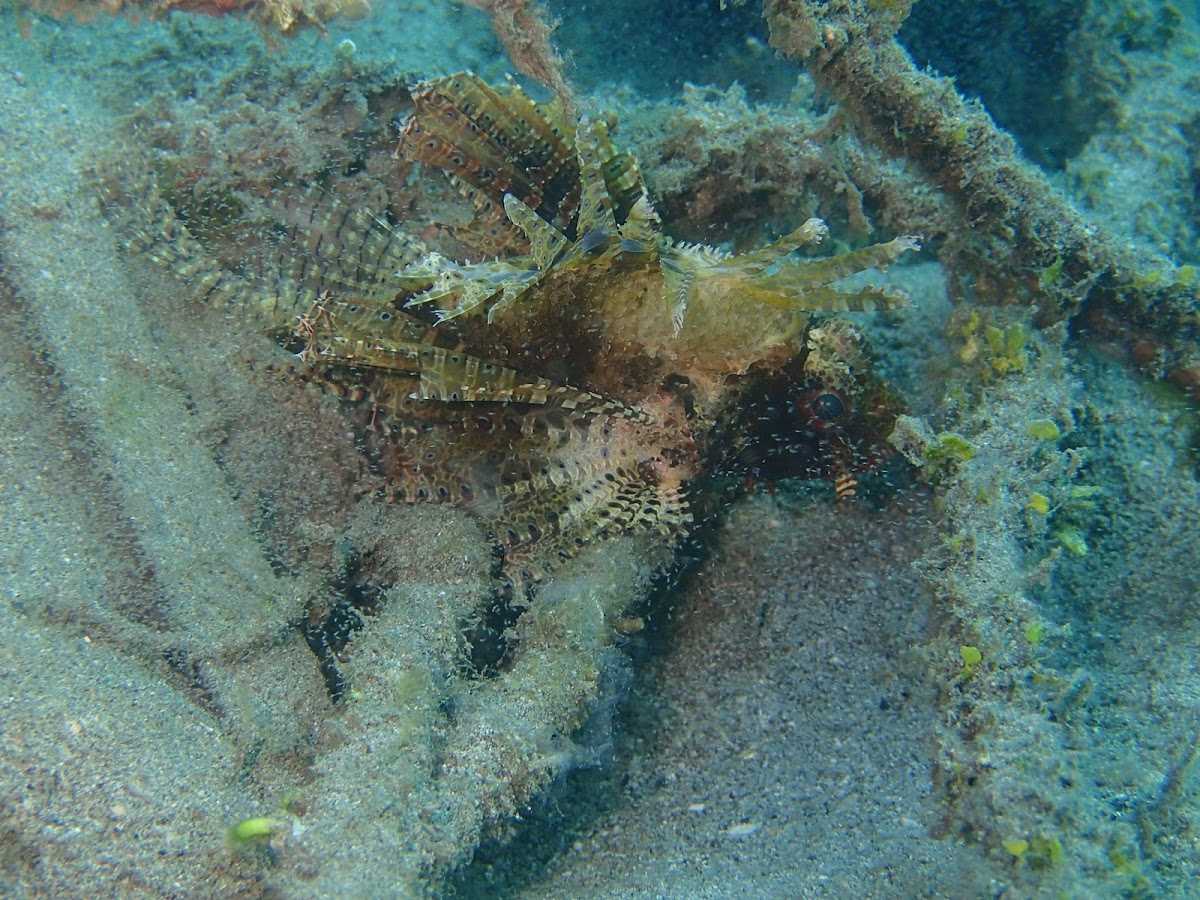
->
[796,388,852,435]
[810,392,846,421]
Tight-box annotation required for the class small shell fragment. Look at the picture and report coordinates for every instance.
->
[725,822,761,839]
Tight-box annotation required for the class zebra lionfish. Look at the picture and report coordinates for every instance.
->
[112,72,919,595]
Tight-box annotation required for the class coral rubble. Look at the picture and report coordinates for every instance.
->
[756,2,1200,895]
[763,0,1200,392]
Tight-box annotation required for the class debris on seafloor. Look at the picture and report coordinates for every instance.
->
[763,0,1200,394]
[761,3,1200,895]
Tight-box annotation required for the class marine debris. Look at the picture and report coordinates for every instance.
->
[757,2,1200,894]
[459,0,575,113]
[763,0,1200,394]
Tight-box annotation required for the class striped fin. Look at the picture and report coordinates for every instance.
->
[713,222,917,313]
[779,234,921,285]
[491,432,691,577]
[740,282,909,313]
[194,183,417,309]
[725,217,829,275]
[659,254,696,336]
[294,319,424,373]
[834,471,858,500]
[103,160,426,325]
[404,81,540,206]
[485,77,580,229]
[321,298,433,344]
[445,174,527,257]
[503,194,568,270]
[403,257,539,321]
[414,346,650,422]
[310,335,424,373]
[617,194,660,256]
[595,128,647,224]
[401,72,579,231]
[101,163,250,305]
[574,119,619,252]
[267,185,426,305]
[291,296,436,369]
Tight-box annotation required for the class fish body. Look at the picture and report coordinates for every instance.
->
[111,71,919,588]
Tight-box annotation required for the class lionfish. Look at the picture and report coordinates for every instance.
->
[113,72,918,596]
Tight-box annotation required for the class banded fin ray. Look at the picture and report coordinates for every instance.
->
[402,72,579,231]
[415,346,651,422]
[776,234,922,285]
[573,119,619,253]
[503,194,569,271]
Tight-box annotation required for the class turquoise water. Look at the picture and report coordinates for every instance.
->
[0,2,1198,897]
